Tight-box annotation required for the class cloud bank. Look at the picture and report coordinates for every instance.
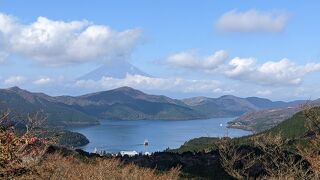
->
[74,74,225,93]
[164,50,320,86]
[4,76,26,85]
[0,13,141,66]
[215,9,289,33]
[0,52,8,64]
[226,58,320,85]
[33,77,53,85]
[165,50,228,72]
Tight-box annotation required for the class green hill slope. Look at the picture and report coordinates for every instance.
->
[268,107,320,139]
[58,86,206,120]
[0,87,99,127]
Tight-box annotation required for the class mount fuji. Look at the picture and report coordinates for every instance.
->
[78,60,150,80]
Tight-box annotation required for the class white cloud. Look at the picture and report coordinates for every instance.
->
[0,52,8,64]
[215,9,289,33]
[226,58,320,85]
[74,74,226,93]
[0,13,17,34]
[0,13,141,66]
[33,77,53,85]
[225,57,256,77]
[164,48,320,86]
[4,76,26,85]
[165,50,228,71]
[256,90,272,96]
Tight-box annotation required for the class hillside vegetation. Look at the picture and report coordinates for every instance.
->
[0,87,99,128]
[229,99,320,133]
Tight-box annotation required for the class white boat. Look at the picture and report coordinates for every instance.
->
[144,139,149,146]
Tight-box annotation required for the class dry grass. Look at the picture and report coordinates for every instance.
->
[297,135,320,180]
[15,154,180,180]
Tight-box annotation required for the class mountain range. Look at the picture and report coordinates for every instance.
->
[182,95,304,117]
[0,87,99,127]
[0,86,307,128]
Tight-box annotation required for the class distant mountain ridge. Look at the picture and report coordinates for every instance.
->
[0,86,203,126]
[183,95,304,118]
[55,86,203,120]
[228,100,320,133]
[0,86,308,128]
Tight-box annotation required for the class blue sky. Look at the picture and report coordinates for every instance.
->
[0,0,320,100]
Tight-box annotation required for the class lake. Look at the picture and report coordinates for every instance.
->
[70,118,251,153]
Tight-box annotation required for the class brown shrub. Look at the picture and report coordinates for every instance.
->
[298,104,320,179]
[255,133,312,179]
[218,138,256,179]
[0,111,49,178]
[17,154,180,180]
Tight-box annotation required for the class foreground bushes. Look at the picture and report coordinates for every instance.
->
[216,106,320,179]
[16,154,180,180]
[217,134,320,179]
[0,111,49,178]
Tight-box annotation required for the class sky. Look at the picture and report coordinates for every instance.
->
[0,0,320,100]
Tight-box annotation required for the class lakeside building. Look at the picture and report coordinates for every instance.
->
[120,151,138,157]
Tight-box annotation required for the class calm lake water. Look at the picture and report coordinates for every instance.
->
[70,118,251,153]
